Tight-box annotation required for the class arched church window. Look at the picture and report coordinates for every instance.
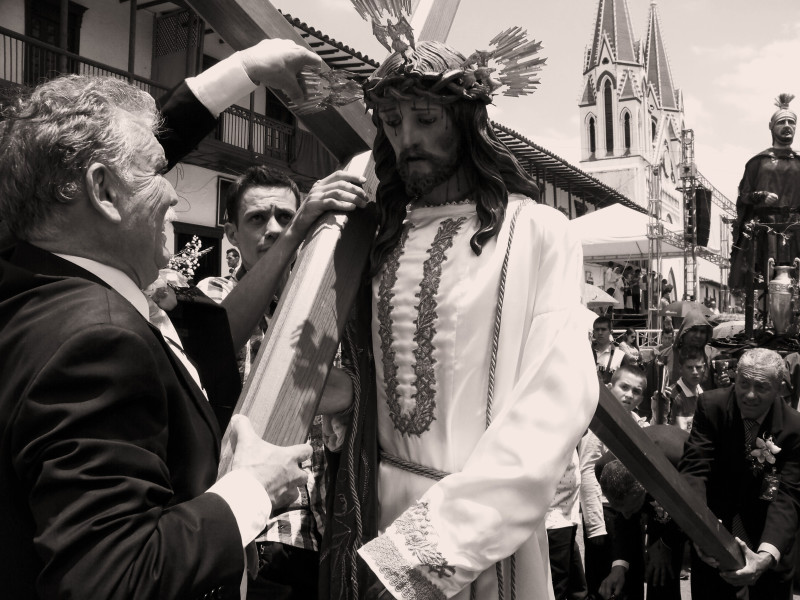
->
[604,80,613,153]
[623,112,631,150]
[589,117,596,154]
[651,118,657,143]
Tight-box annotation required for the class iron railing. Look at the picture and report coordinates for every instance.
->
[0,25,294,162]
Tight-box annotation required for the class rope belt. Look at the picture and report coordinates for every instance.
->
[379,449,450,481]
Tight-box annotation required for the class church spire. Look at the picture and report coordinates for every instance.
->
[587,0,637,70]
[643,1,678,110]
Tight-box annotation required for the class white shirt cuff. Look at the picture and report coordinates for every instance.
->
[208,470,272,547]
[185,52,258,118]
[758,542,781,564]
[611,560,630,571]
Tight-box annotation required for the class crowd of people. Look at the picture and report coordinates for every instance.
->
[1,26,799,600]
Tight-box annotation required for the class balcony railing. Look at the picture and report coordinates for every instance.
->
[0,25,168,97]
[0,25,293,163]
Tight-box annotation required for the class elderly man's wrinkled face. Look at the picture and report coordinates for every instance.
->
[117,121,178,288]
[378,99,461,199]
[735,364,782,420]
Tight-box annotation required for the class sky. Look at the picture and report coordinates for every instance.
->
[270,0,800,203]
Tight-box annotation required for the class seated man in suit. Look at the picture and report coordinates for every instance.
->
[679,347,800,600]
[597,425,689,600]
[0,39,366,599]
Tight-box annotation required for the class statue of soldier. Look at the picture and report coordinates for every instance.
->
[730,94,800,292]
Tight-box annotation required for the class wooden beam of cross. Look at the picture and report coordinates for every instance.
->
[185,0,745,572]
[184,0,462,472]
[592,385,744,570]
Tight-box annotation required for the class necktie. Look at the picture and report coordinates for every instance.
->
[743,418,759,449]
[733,418,760,550]
[147,297,208,400]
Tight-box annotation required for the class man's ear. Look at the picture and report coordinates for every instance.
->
[85,163,122,224]
[224,221,240,247]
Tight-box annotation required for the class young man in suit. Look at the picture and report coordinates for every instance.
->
[0,39,366,599]
[679,347,800,600]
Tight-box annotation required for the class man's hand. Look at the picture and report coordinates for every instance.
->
[229,415,311,508]
[645,539,674,587]
[719,539,775,587]
[598,564,626,599]
[239,39,323,100]
[288,170,369,236]
[318,367,354,415]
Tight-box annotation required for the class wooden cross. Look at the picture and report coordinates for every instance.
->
[185,0,744,571]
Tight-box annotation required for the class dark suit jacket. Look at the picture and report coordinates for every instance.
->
[679,386,800,578]
[0,83,243,598]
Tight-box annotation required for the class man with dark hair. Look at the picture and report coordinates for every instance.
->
[580,364,649,599]
[593,315,631,384]
[679,348,800,599]
[196,164,359,599]
[226,248,240,278]
[0,38,367,599]
[321,40,598,600]
[664,346,706,431]
[597,425,689,600]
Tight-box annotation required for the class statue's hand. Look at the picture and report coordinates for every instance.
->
[762,192,780,207]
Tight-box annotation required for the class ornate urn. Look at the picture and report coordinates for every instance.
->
[767,258,800,334]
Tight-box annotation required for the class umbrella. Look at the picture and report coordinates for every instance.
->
[583,283,621,308]
[712,320,746,339]
[662,300,714,319]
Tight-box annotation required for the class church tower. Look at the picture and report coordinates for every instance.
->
[579,0,684,217]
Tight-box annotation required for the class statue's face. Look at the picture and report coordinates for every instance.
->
[771,116,796,147]
[377,98,461,198]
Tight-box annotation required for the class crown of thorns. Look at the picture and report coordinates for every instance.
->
[286,2,545,115]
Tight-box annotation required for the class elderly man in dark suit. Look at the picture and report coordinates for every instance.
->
[0,40,367,599]
[679,347,800,600]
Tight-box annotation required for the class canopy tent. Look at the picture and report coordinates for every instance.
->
[570,203,684,260]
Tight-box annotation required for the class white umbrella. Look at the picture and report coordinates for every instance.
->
[583,283,621,308]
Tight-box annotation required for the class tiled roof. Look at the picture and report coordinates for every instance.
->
[282,12,379,79]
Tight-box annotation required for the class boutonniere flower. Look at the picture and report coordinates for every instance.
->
[649,500,671,524]
[751,436,782,465]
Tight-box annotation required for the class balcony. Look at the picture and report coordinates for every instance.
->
[0,25,294,169]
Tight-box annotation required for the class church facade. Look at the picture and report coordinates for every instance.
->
[577,0,729,307]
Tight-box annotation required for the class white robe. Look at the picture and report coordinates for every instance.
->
[358,195,599,599]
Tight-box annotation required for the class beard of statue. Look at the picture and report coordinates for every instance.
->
[396,146,462,198]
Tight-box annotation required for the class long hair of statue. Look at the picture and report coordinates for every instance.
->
[368,100,540,274]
